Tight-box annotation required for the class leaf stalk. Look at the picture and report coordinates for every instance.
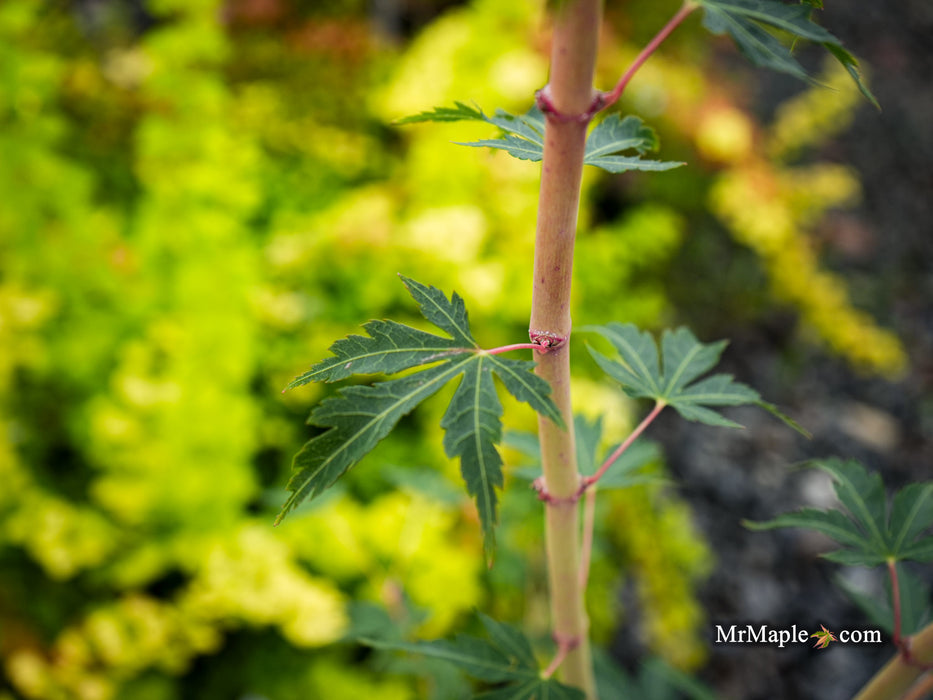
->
[581,400,666,492]
[599,2,697,110]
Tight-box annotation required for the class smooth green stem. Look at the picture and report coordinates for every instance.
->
[532,0,602,696]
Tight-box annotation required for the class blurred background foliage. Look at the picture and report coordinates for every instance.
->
[0,0,916,698]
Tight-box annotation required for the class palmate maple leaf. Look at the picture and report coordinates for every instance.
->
[277,276,562,560]
[811,625,837,649]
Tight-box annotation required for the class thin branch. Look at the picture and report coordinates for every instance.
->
[581,401,666,490]
[886,560,933,671]
[598,2,698,111]
[889,559,905,653]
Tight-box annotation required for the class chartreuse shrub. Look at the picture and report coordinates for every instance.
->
[0,1,483,699]
[275,1,926,699]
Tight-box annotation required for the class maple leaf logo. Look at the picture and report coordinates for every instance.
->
[811,625,837,649]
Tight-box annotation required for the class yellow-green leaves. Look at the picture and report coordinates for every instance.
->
[695,0,879,107]
[747,459,933,567]
[278,277,561,557]
[363,614,586,700]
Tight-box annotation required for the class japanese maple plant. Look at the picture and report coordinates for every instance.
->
[276,1,933,698]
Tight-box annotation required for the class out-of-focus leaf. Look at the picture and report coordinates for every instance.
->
[837,565,932,637]
[362,613,585,700]
[696,0,878,104]
[746,459,933,567]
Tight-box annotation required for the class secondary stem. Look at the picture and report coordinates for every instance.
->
[889,559,904,651]
[599,2,697,109]
[583,400,666,489]
[579,487,597,590]
[532,0,602,696]
[483,342,545,355]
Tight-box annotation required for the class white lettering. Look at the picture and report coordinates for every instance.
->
[716,625,737,643]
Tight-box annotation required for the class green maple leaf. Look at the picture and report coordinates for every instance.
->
[810,624,836,649]
[396,102,682,173]
[277,276,562,558]
[695,0,879,107]
[746,459,933,567]
[584,323,806,433]
[458,107,548,163]
[582,114,683,173]
[362,614,585,700]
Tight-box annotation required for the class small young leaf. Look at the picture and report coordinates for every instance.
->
[584,115,684,173]
[746,459,933,567]
[458,108,547,162]
[585,323,801,432]
[695,0,878,103]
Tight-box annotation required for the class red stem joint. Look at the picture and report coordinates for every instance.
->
[535,86,606,124]
[553,631,582,652]
[533,477,580,506]
[529,329,567,353]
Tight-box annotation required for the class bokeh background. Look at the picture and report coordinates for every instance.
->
[1,0,930,698]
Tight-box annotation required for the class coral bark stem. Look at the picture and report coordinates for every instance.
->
[531,0,602,696]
